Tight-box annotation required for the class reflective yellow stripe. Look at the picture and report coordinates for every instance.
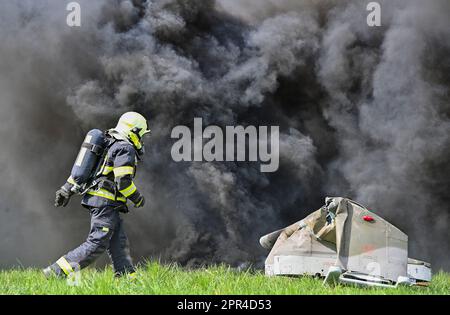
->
[114,166,134,178]
[101,227,110,232]
[67,176,76,185]
[121,121,134,128]
[136,197,144,207]
[56,257,73,275]
[102,166,114,175]
[119,182,137,198]
[128,272,137,281]
[87,189,126,202]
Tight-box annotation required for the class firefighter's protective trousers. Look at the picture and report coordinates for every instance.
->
[51,206,134,276]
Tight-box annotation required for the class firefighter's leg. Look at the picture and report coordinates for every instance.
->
[46,206,119,277]
[107,216,135,277]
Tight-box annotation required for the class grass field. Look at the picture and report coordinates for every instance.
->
[0,261,449,295]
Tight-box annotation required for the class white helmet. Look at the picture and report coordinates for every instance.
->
[113,112,151,150]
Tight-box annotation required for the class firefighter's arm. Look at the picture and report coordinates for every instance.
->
[55,178,75,208]
[113,146,145,208]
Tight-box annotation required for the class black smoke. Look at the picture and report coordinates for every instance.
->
[0,0,449,270]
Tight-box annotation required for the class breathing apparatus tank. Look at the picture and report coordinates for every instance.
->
[69,129,107,194]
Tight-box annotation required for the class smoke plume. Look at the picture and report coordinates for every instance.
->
[0,0,449,270]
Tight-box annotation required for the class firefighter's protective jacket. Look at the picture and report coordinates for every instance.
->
[66,137,144,209]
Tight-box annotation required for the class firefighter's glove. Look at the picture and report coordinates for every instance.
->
[133,195,145,208]
[55,187,72,208]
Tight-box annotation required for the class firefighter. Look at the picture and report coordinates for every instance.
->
[43,112,151,279]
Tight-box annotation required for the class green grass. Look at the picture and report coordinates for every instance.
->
[0,262,449,295]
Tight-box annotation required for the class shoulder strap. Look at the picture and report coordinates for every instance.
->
[92,132,117,178]
[81,142,104,156]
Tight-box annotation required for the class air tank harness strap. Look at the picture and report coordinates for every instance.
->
[81,142,104,156]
